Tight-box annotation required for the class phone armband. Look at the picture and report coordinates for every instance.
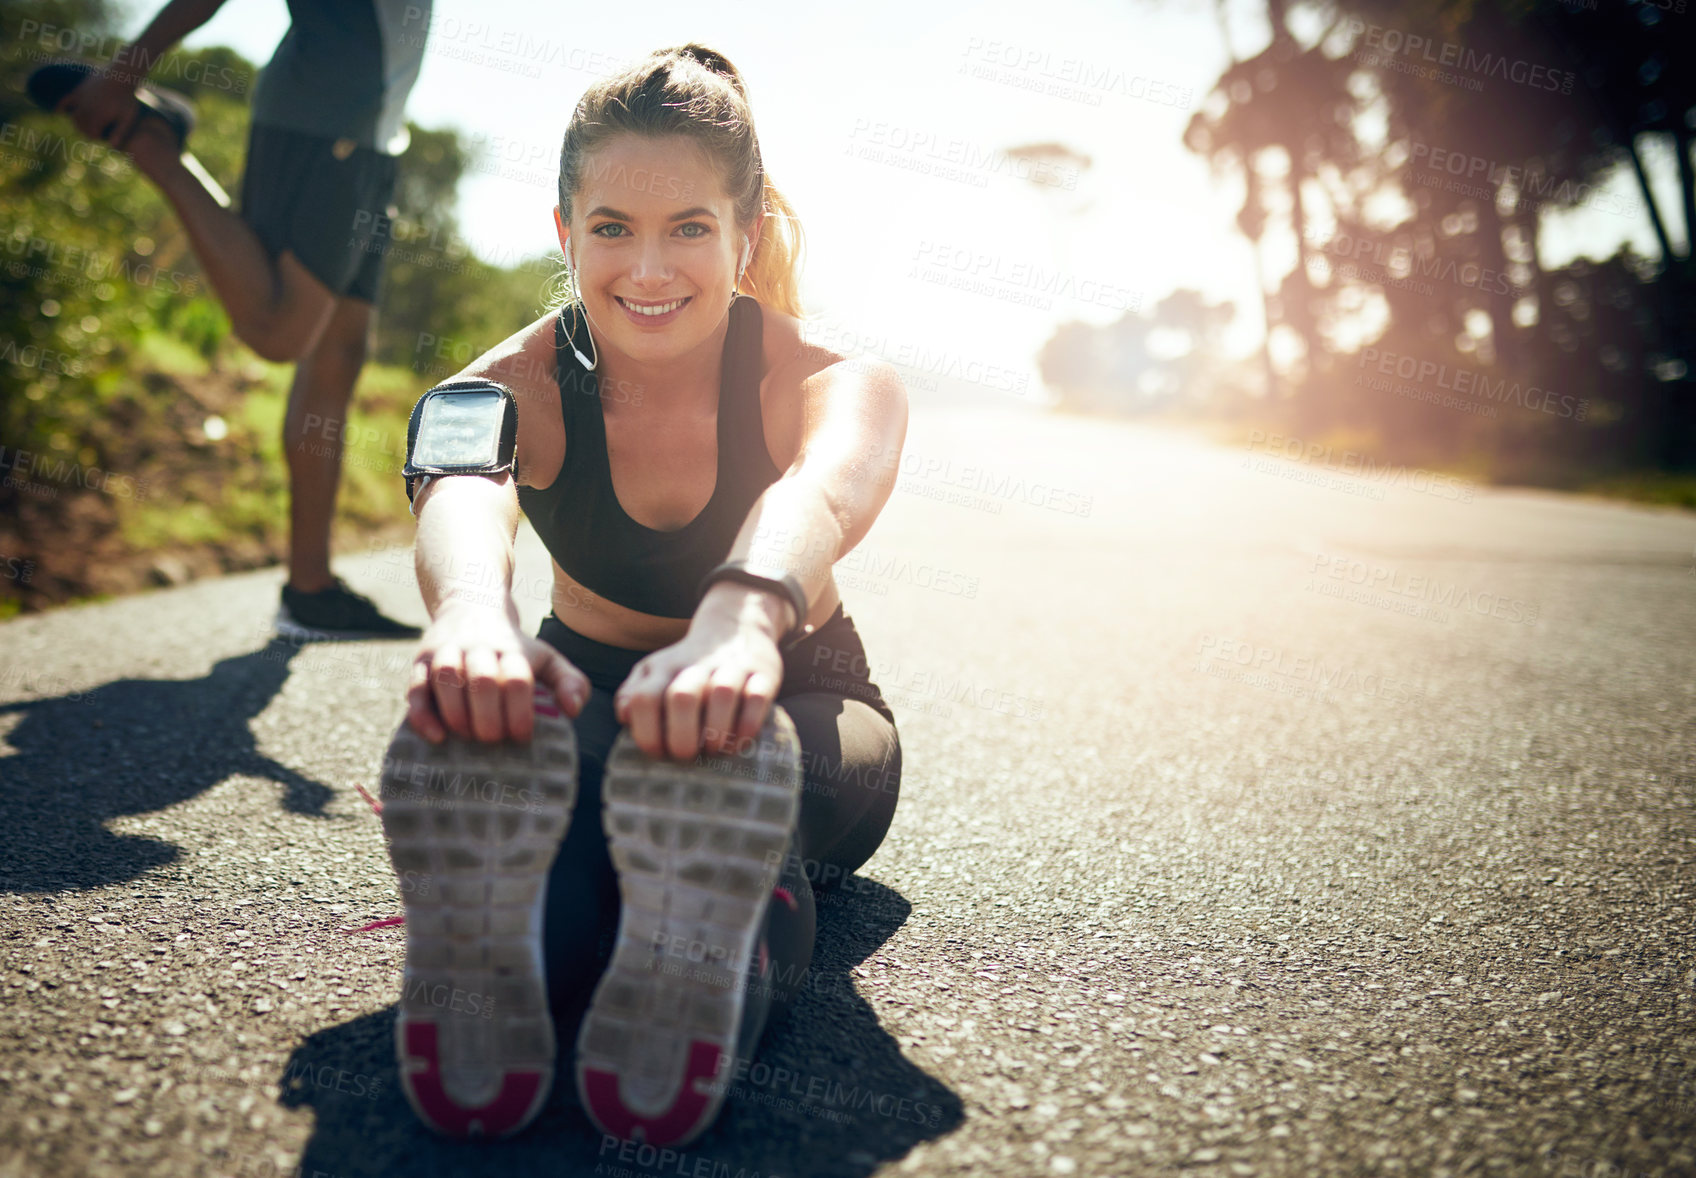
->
[401,379,519,505]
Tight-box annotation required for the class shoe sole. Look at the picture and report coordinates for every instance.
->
[575,710,802,1146]
[378,693,577,1139]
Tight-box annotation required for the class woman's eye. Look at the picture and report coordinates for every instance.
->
[677,223,709,238]
[592,223,626,238]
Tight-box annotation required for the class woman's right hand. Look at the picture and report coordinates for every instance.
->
[406,601,591,744]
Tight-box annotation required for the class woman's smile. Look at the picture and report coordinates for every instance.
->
[614,294,693,325]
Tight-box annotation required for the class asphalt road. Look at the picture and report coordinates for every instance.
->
[2,404,1694,1178]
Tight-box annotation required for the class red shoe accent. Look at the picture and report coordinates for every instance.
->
[341,915,405,934]
[581,1040,725,1144]
[401,1021,544,1138]
[772,886,798,912]
[354,782,383,815]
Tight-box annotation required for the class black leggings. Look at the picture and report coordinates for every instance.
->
[535,604,901,1058]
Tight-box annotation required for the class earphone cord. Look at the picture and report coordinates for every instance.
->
[570,292,600,372]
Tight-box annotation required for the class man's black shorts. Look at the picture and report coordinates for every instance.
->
[239,122,398,304]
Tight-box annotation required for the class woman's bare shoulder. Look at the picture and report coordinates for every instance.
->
[759,304,845,390]
[448,310,559,398]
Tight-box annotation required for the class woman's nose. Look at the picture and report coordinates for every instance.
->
[629,238,674,285]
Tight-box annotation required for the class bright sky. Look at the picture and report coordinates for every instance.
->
[168,0,1669,400]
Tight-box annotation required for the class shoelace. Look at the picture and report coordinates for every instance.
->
[341,783,405,935]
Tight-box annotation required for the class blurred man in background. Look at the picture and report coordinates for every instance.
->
[33,0,432,639]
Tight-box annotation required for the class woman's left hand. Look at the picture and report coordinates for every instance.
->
[614,584,791,761]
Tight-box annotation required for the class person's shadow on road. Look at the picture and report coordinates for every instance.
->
[278,880,963,1178]
[0,639,336,893]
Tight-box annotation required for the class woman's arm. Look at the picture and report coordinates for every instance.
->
[615,355,909,760]
[403,320,587,744]
[406,473,590,743]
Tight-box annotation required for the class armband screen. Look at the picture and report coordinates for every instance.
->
[410,389,508,469]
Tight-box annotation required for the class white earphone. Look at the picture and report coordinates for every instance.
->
[563,241,598,372]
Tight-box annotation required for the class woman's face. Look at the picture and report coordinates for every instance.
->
[557,133,754,367]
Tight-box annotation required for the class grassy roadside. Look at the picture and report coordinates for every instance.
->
[0,328,422,619]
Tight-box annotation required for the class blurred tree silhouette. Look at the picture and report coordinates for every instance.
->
[1041,289,1237,414]
[1049,0,1696,487]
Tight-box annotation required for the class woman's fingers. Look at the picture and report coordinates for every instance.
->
[701,665,751,753]
[662,664,714,761]
[619,660,668,758]
[406,656,446,743]
[462,646,505,743]
[496,650,537,743]
[733,669,780,745]
[430,650,472,738]
[528,642,589,718]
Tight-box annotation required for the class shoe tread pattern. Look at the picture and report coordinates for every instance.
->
[576,710,802,1145]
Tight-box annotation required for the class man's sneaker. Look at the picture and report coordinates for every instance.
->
[378,691,579,1138]
[576,710,803,1146]
[276,578,422,641]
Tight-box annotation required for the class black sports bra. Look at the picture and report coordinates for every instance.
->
[515,297,783,619]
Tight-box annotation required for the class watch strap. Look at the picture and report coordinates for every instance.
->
[698,562,809,645]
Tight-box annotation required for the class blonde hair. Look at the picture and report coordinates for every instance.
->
[556,44,804,317]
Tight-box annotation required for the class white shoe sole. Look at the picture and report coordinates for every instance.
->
[378,694,577,1138]
[575,710,802,1145]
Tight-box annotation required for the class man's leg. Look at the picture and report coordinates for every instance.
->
[122,113,337,363]
[282,296,372,593]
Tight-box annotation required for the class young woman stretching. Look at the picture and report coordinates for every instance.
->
[376,44,908,1145]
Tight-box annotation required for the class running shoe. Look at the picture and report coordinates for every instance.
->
[25,59,196,150]
[276,578,422,642]
[576,710,803,1146]
[378,691,578,1138]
